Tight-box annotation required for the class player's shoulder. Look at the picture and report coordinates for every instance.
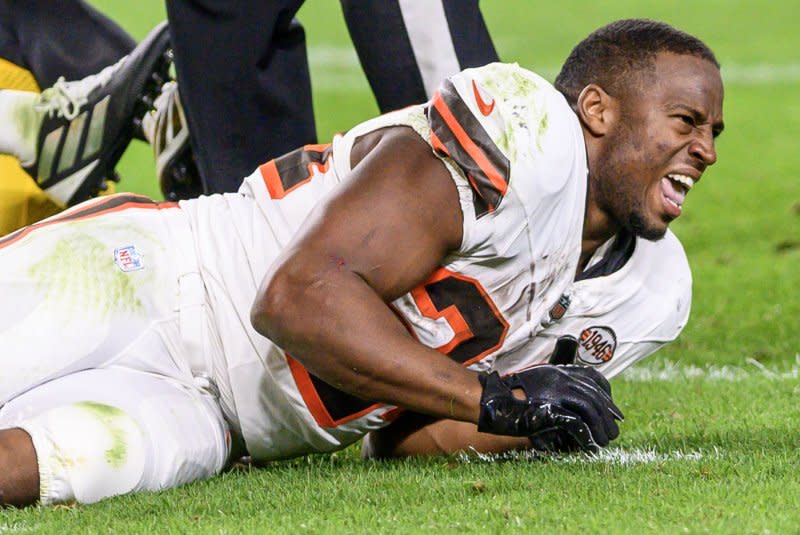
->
[451,62,561,106]
[634,230,692,288]
[437,62,577,152]
[576,229,691,332]
[426,63,584,217]
[622,229,692,336]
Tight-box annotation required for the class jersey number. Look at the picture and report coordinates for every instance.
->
[259,143,332,199]
[287,267,509,428]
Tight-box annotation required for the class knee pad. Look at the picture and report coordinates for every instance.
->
[19,401,146,505]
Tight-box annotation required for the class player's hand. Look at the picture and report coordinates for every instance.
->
[477,365,623,452]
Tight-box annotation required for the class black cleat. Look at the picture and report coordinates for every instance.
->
[26,21,171,206]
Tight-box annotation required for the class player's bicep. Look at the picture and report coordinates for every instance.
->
[265,126,463,303]
[363,412,530,459]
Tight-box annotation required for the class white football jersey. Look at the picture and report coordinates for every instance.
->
[490,229,692,379]
[180,63,690,460]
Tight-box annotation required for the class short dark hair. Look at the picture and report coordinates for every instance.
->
[554,19,719,106]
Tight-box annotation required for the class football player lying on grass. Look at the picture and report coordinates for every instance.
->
[0,18,722,506]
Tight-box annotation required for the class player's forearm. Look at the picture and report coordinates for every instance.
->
[251,262,482,423]
[362,413,532,459]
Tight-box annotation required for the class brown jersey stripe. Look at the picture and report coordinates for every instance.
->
[428,79,510,216]
[0,194,178,250]
[411,266,509,367]
[260,144,332,200]
[465,173,491,217]
[286,354,382,428]
[429,130,451,157]
[431,87,509,195]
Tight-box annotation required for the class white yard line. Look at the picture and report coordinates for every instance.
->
[620,356,800,383]
[457,446,716,465]
[308,46,365,91]
[0,524,38,534]
[554,447,714,465]
[721,63,800,85]
[306,45,800,89]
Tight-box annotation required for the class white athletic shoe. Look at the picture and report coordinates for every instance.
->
[141,80,202,200]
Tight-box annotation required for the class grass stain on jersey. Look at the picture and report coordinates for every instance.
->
[538,113,549,144]
[27,232,144,317]
[493,128,513,161]
[76,401,130,469]
[407,108,432,138]
[478,64,550,156]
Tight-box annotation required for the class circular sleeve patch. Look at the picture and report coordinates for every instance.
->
[577,326,617,365]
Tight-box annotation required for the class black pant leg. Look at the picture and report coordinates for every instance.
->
[440,0,499,69]
[165,0,315,194]
[0,0,134,87]
[340,0,426,113]
[340,0,498,113]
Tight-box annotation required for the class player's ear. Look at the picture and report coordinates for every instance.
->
[575,84,616,136]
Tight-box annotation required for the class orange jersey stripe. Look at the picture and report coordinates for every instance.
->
[431,91,508,197]
[259,144,332,200]
[286,354,383,428]
[259,160,285,199]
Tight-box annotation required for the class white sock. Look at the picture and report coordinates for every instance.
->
[0,90,43,167]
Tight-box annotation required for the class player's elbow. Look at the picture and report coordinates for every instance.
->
[250,262,309,346]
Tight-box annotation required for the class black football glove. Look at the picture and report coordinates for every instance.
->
[478,365,623,452]
[547,335,579,365]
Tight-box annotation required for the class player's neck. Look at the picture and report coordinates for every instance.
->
[579,195,620,276]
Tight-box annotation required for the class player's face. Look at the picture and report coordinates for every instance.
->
[594,52,724,240]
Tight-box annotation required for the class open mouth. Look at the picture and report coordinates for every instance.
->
[660,173,695,216]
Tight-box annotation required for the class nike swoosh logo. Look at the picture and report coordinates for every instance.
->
[472,79,495,116]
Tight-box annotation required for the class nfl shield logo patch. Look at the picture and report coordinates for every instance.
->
[548,293,571,321]
[114,245,144,272]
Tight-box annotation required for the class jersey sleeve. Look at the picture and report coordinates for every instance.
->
[426,66,512,218]
[423,63,586,255]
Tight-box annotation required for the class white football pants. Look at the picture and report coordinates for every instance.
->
[0,194,231,504]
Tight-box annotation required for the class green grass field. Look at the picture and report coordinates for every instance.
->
[2,1,799,533]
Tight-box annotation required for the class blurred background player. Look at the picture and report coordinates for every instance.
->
[166,0,498,193]
[0,0,498,233]
[0,0,136,234]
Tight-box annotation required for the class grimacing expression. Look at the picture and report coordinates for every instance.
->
[593,52,724,240]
